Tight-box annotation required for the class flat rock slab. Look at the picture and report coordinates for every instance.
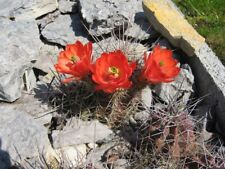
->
[0,0,58,20]
[79,0,143,36]
[143,0,205,56]
[41,14,88,46]
[0,19,42,102]
[143,0,225,136]
[0,104,51,168]
[52,119,113,148]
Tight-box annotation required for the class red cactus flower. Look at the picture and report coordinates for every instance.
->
[140,45,180,83]
[91,50,136,93]
[54,40,92,83]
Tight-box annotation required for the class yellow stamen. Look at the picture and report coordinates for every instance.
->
[108,66,120,78]
[159,61,164,66]
[70,55,79,63]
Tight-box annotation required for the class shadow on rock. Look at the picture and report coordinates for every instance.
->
[0,138,11,169]
[33,82,52,104]
[134,12,151,33]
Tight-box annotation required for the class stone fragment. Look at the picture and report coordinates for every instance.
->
[58,0,78,14]
[0,18,42,102]
[41,14,88,46]
[0,105,52,166]
[79,0,143,36]
[140,86,152,108]
[23,69,37,93]
[0,0,58,20]
[143,0,205,56]
[52,118,113,148]
[56,144,86,167]
[153,65,194,104]
[133,110,150,124]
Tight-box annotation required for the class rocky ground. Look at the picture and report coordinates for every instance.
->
[0,0,225,169]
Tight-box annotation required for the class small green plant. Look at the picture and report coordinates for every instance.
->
[173,0,225,64]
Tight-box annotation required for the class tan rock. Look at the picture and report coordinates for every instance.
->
[143,0,205,56]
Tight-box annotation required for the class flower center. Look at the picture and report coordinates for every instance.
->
[70,55,79,63]
[159,61,164,67]
[108,66,120,78]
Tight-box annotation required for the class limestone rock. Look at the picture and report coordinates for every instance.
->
[0,105,52,167]
[153,65,194,104]
[58,0,78,14]
[0,0,58,20]
[41,14,88,46]
[143,0,205,56]
[0,19,42,102]
[52,119,113,148]
[79,0,143,36]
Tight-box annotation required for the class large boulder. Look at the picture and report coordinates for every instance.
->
[0,19,42,102]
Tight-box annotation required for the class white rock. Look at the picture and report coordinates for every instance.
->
[41,14,88,46]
